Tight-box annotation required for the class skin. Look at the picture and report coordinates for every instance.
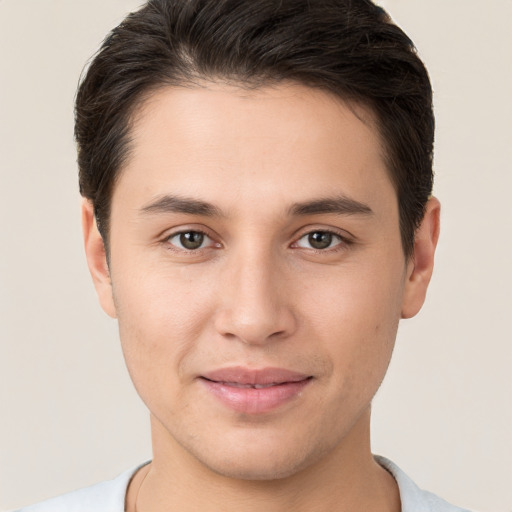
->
[83,82,440,512]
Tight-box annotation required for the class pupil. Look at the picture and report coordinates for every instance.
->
[180,232,204,250]
[309,232,332,249]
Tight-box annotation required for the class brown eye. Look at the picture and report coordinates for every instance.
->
[169,231,208,250]
[308,232,333,249]
[296,231,342,250]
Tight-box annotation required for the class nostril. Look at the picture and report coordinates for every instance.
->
[213,306,297,345]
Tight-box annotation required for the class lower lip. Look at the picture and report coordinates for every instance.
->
[200,378,311,414]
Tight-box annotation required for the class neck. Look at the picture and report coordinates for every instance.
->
[128,408,400,512]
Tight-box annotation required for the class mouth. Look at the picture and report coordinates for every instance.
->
[203,381,295,389]
[199,367,313,414]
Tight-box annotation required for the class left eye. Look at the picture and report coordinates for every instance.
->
[295,231,343,250]
[167,231,213,250]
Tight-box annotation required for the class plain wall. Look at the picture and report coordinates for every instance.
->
[0,1,511,511]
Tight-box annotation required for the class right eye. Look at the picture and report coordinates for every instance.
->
[167,231,215,251]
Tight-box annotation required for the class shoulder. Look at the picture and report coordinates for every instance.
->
[13,463,148,512]
[376,456,474,512]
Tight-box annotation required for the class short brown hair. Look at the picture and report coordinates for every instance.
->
[75,0,434,256]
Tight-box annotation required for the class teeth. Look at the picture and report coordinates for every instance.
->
[222,382,277,389]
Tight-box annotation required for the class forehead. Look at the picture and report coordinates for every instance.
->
[114,82,394,215]
[133,81,381,156]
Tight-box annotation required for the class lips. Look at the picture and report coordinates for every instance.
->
[199,367,312,414]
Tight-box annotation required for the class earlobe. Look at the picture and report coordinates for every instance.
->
[401,197,441,319]
[81,199,117,318]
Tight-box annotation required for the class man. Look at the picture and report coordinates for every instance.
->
[17,0,471,511]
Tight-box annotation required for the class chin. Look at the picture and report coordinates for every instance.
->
[203,452,311,481]
[187,429,333,482]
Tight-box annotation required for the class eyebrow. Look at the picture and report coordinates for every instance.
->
[140,194,373,218]
[140,195,224,217]
[289,196,373,217]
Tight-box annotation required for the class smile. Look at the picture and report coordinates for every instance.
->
[199,367,313,414]
[209,382,282,389]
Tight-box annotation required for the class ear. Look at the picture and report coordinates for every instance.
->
[82,199,117,318]
[401,197,441,319]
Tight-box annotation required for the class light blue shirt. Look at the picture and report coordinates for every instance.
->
[14,456,473,512]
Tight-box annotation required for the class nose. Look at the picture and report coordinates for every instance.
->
[213,249,297,345]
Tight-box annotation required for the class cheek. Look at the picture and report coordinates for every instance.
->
[305,261,404,391]
[111,261,216,398]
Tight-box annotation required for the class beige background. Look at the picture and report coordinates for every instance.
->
[1,1,511,511]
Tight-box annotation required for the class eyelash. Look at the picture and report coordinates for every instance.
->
[164,229,219,252]
[292,229,352,253]
[162,228,353,254]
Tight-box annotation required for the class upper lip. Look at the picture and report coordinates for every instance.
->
[201,367,311,386]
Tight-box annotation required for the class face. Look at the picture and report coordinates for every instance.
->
[84,82,438,480]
